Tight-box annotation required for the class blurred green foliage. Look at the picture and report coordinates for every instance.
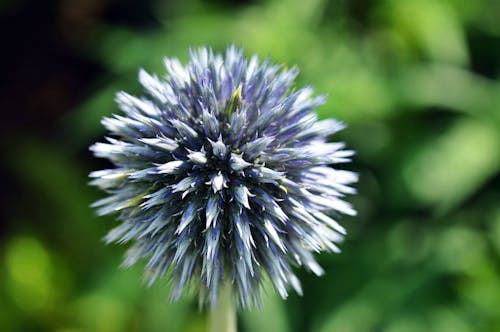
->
[2,0,500,331]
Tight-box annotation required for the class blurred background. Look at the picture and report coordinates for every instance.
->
[1,0,500,331]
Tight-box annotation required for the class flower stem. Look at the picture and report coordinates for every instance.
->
[210,283,237,332]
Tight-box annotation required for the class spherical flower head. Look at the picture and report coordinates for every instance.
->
[90,46,357,309]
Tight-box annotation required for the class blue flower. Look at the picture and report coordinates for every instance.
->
[90,46,357,308]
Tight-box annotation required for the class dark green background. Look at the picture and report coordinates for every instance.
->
[1,0,500,331]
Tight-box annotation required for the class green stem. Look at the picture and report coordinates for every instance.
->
[209,283,237,332]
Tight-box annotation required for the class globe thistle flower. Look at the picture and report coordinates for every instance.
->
[90,46,357,309]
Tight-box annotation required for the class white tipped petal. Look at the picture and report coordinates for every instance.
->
[140,137,178,151]
[313,212,347,235]
[158,160,183,174]
[289,274,303,296]
[187,151,207,164]
[313,195,357,216]
[307,260,324,276]
[176,201,198,234]
[209,137,227,157]
[264,219,286,252]
[234,185,252,209]
[206,195,219,229]
[211,172,225,193]
[230,153,252,171]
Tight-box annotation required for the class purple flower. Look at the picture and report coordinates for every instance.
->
[90,46,357,308]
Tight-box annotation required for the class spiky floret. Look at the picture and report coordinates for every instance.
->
[90,46,357,308]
